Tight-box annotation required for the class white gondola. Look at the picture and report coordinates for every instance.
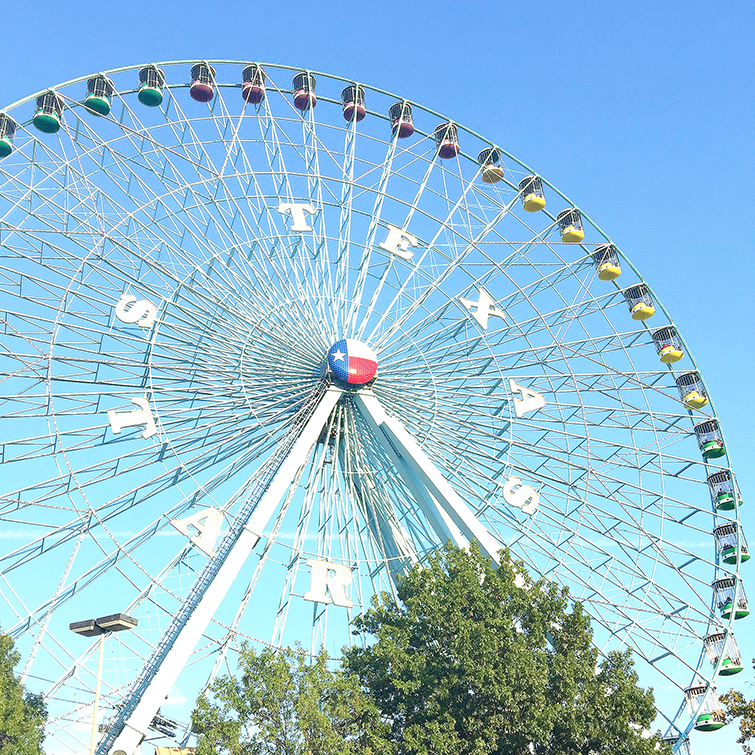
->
[712,575,749,620]
[684,684,725,731]
[713,522,749,565]
[704,629,744,675]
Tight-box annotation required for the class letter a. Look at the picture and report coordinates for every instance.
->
[509,379,546,418]
[171,507,223,556]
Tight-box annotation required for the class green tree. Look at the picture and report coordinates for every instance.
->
[721,685,755,755]
[192,644,393,755]
[0,631,46,755]
[193,543,669,755]
[344,543,668,755]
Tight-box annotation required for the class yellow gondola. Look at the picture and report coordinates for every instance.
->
[623,284,655,320]
[518,175,545,211]
[591,243,621,281]
[652,326,684,363]
[556,208,584,243]
[676,371,708,409]
[477,147,504,184]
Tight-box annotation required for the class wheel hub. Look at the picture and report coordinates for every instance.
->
[326,338,378,385]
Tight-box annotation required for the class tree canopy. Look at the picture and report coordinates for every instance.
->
[344,543,667,755]
[192,644,391,755]
[0,631,46,755]
[193,543,669,755]
[721,684,755,755]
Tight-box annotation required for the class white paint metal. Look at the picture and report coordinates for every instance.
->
[170,508,224,557]
[303,559,354,607]
[502,476,539,515]
[353,393,464,548]
[114,294,157,328]
[378,224,418,260]
[508,379,546,418]
[107,398,158,439]
[108,387,342,755]
[337,445,419,579]
[459,288,506,330]
[277,201,316,232]
[354,391,501,563]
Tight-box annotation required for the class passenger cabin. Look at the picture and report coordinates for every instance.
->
[694,420,725,460]
[556,208,584,243]
[591,243,621,281]
[83,75,115,116]
[661,735,691,754]
[676,371,708,409]
[712,576,749,620]
[713,523,749,566]
[292,72,316,111]
[190,63,216,103]
[0,113,17,158]
[707,470,740,511]
[389,101,414,138]
[652,326,684,364]
[33,92,65,134]
[138,66,166,107]
[341,85,366,122]
[623,284,655,321]
[704,630,744,675]
[242,64,266,104]
[434,123,460,159]
[518,175,546,212]
[684,684,725,731]
[477,148,504,184]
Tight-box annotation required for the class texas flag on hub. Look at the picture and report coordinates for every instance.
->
[327,339,378,385]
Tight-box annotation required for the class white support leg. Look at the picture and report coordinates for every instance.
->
[109,387,342,755]
[354,394,465,549]
[339,443,418,579]
[354,391,502,564]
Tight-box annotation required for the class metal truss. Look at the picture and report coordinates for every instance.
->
[0,61,745,755]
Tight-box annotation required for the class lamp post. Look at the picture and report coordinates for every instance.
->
[70,613,138,755]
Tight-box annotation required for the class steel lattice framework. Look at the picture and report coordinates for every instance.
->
[0,61,747,755]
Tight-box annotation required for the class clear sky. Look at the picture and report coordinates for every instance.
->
[0,1,752,753]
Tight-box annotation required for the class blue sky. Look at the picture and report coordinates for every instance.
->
[1,1,752,753]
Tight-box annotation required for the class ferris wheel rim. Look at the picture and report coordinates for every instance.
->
[0,59,744,752]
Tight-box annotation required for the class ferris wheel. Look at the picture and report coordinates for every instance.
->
[0,61,748,755]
